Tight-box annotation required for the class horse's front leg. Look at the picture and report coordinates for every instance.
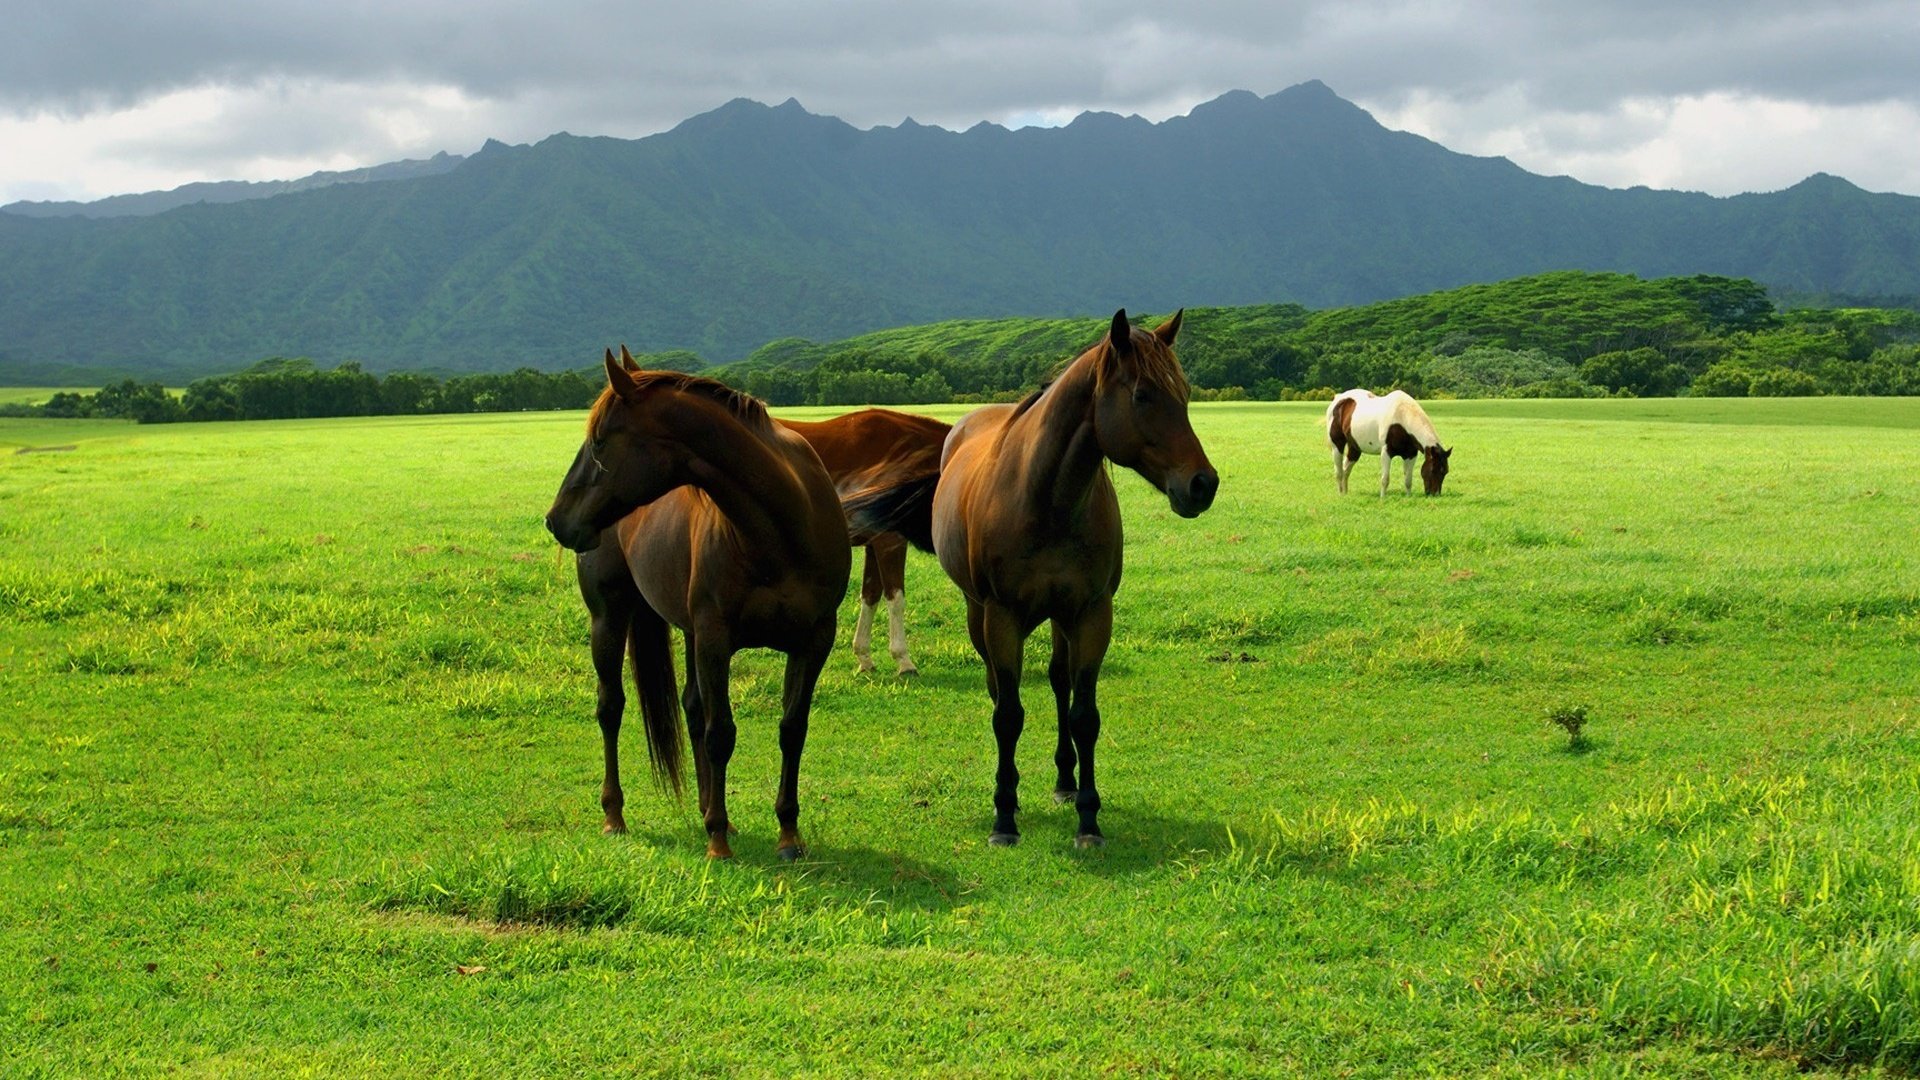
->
[979,603,1029,846]
[1403,456,1414,494]
[1062,600,1113,847]
[579,544,638,835]
[589,603,631,834]
[690,631,738,859]
[772,623,833,861]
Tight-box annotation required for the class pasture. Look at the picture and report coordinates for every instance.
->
[2,398,1917,1076]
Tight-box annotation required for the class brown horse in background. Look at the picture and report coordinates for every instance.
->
[545,347,850,860]
[850,310,1218,848]
[780,409,951,676]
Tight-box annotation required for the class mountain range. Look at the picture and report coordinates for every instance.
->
[2,81,1917,382]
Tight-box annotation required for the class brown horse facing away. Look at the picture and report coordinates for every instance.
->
[544,347,851,860]
[778,409,951,676]
[850,310,1218,848]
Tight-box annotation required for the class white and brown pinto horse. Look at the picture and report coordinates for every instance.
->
[1326,389,1452,496]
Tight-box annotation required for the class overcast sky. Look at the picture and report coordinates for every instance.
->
[3,1,1918,206]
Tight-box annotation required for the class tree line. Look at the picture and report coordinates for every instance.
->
[6,273,1917,424]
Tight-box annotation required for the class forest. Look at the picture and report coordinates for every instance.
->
[8,272,1916,423]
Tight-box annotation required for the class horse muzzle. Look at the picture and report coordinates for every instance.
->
[1167,469,1219,518]
[544,510,601,553]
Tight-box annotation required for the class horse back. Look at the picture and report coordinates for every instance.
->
[782,409,949,487]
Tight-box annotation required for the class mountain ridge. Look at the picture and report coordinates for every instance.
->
[2,83,1916,381]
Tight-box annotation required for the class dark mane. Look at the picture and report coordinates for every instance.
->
[1107,326,1191,403]
[1046,320,1191,404]
[588,371,773,435]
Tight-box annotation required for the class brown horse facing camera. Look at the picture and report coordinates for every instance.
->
[850,309,1218,848]
[778,409,952,676]
[544,347,851,860]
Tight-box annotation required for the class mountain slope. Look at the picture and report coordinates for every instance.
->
[2,82,1917,381]
[0,153,465,220]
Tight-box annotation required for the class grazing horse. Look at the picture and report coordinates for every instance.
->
[852,309,1218,848]
[778,409,952,676]
[1326,388,1452,496]
[544,347,851,860]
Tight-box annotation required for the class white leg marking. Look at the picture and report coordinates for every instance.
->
[886,591,916,675]
[1380,453,1392,497]
[1403,457,1414,494]
[852,599,877,672]
[1332,446,1348,493]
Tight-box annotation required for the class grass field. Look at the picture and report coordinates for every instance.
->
[0,388,90,408]
[3,398,1918,1076]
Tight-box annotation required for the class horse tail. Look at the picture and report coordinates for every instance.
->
[626,602,685,796]
[842,471,939,554]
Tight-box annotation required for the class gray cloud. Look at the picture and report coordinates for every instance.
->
[3,1,1918,200]
[9,2,1918,118]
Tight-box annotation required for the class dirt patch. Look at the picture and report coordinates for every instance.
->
[14,445,77,455]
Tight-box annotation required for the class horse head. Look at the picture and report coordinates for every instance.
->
[1420,445,1452,496]
[1091,308,1219,518]
[544,346,692,551]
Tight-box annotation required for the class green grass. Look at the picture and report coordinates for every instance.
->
[0,388,91,407]
[2,400,1916,1076]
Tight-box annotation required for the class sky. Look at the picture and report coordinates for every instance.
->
[3,1,1918,206]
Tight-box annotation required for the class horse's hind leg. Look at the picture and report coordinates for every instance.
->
[1331,444,1348,493]
[1379,452,1394,498]
[852,546,880,673]
[772,623,834,861]
[875,534,916,676]
[1061,599,1113,848]
[1049,621,1076,803]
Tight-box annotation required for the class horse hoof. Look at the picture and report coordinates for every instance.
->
[602,820,628,835]
[1074,833,1106,849]
[1053,789,1077,805]
[776,844,806,862]
[896,666,919,678]
[987,831,1020,847]
[706,836,735,859]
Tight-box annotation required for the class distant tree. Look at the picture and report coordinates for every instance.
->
[1748,368,1821,396]
[1689,364,1752,397]
[1580,347,1687,396]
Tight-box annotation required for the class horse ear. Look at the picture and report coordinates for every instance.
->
[1154,308,1184,346]
[618,344,641,373]
[604,348,640,400]
[1108,308,1133,356]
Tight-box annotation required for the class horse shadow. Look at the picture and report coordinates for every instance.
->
[625,822,969,914]
[959,799,1241,880]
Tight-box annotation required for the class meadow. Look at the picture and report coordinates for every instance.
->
[2,398,1917,1076]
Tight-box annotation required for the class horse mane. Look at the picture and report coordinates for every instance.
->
[587,371,773,436]
[1097,324,1191,403]
[1387,391,1442,449]
[1030,319,1192,411]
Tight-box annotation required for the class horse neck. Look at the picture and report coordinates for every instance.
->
[1006,350,1108,516]
[668,396,826,566]
[1394,399,1440,449]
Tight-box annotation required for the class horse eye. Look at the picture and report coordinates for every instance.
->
[1131,386,1154,404]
